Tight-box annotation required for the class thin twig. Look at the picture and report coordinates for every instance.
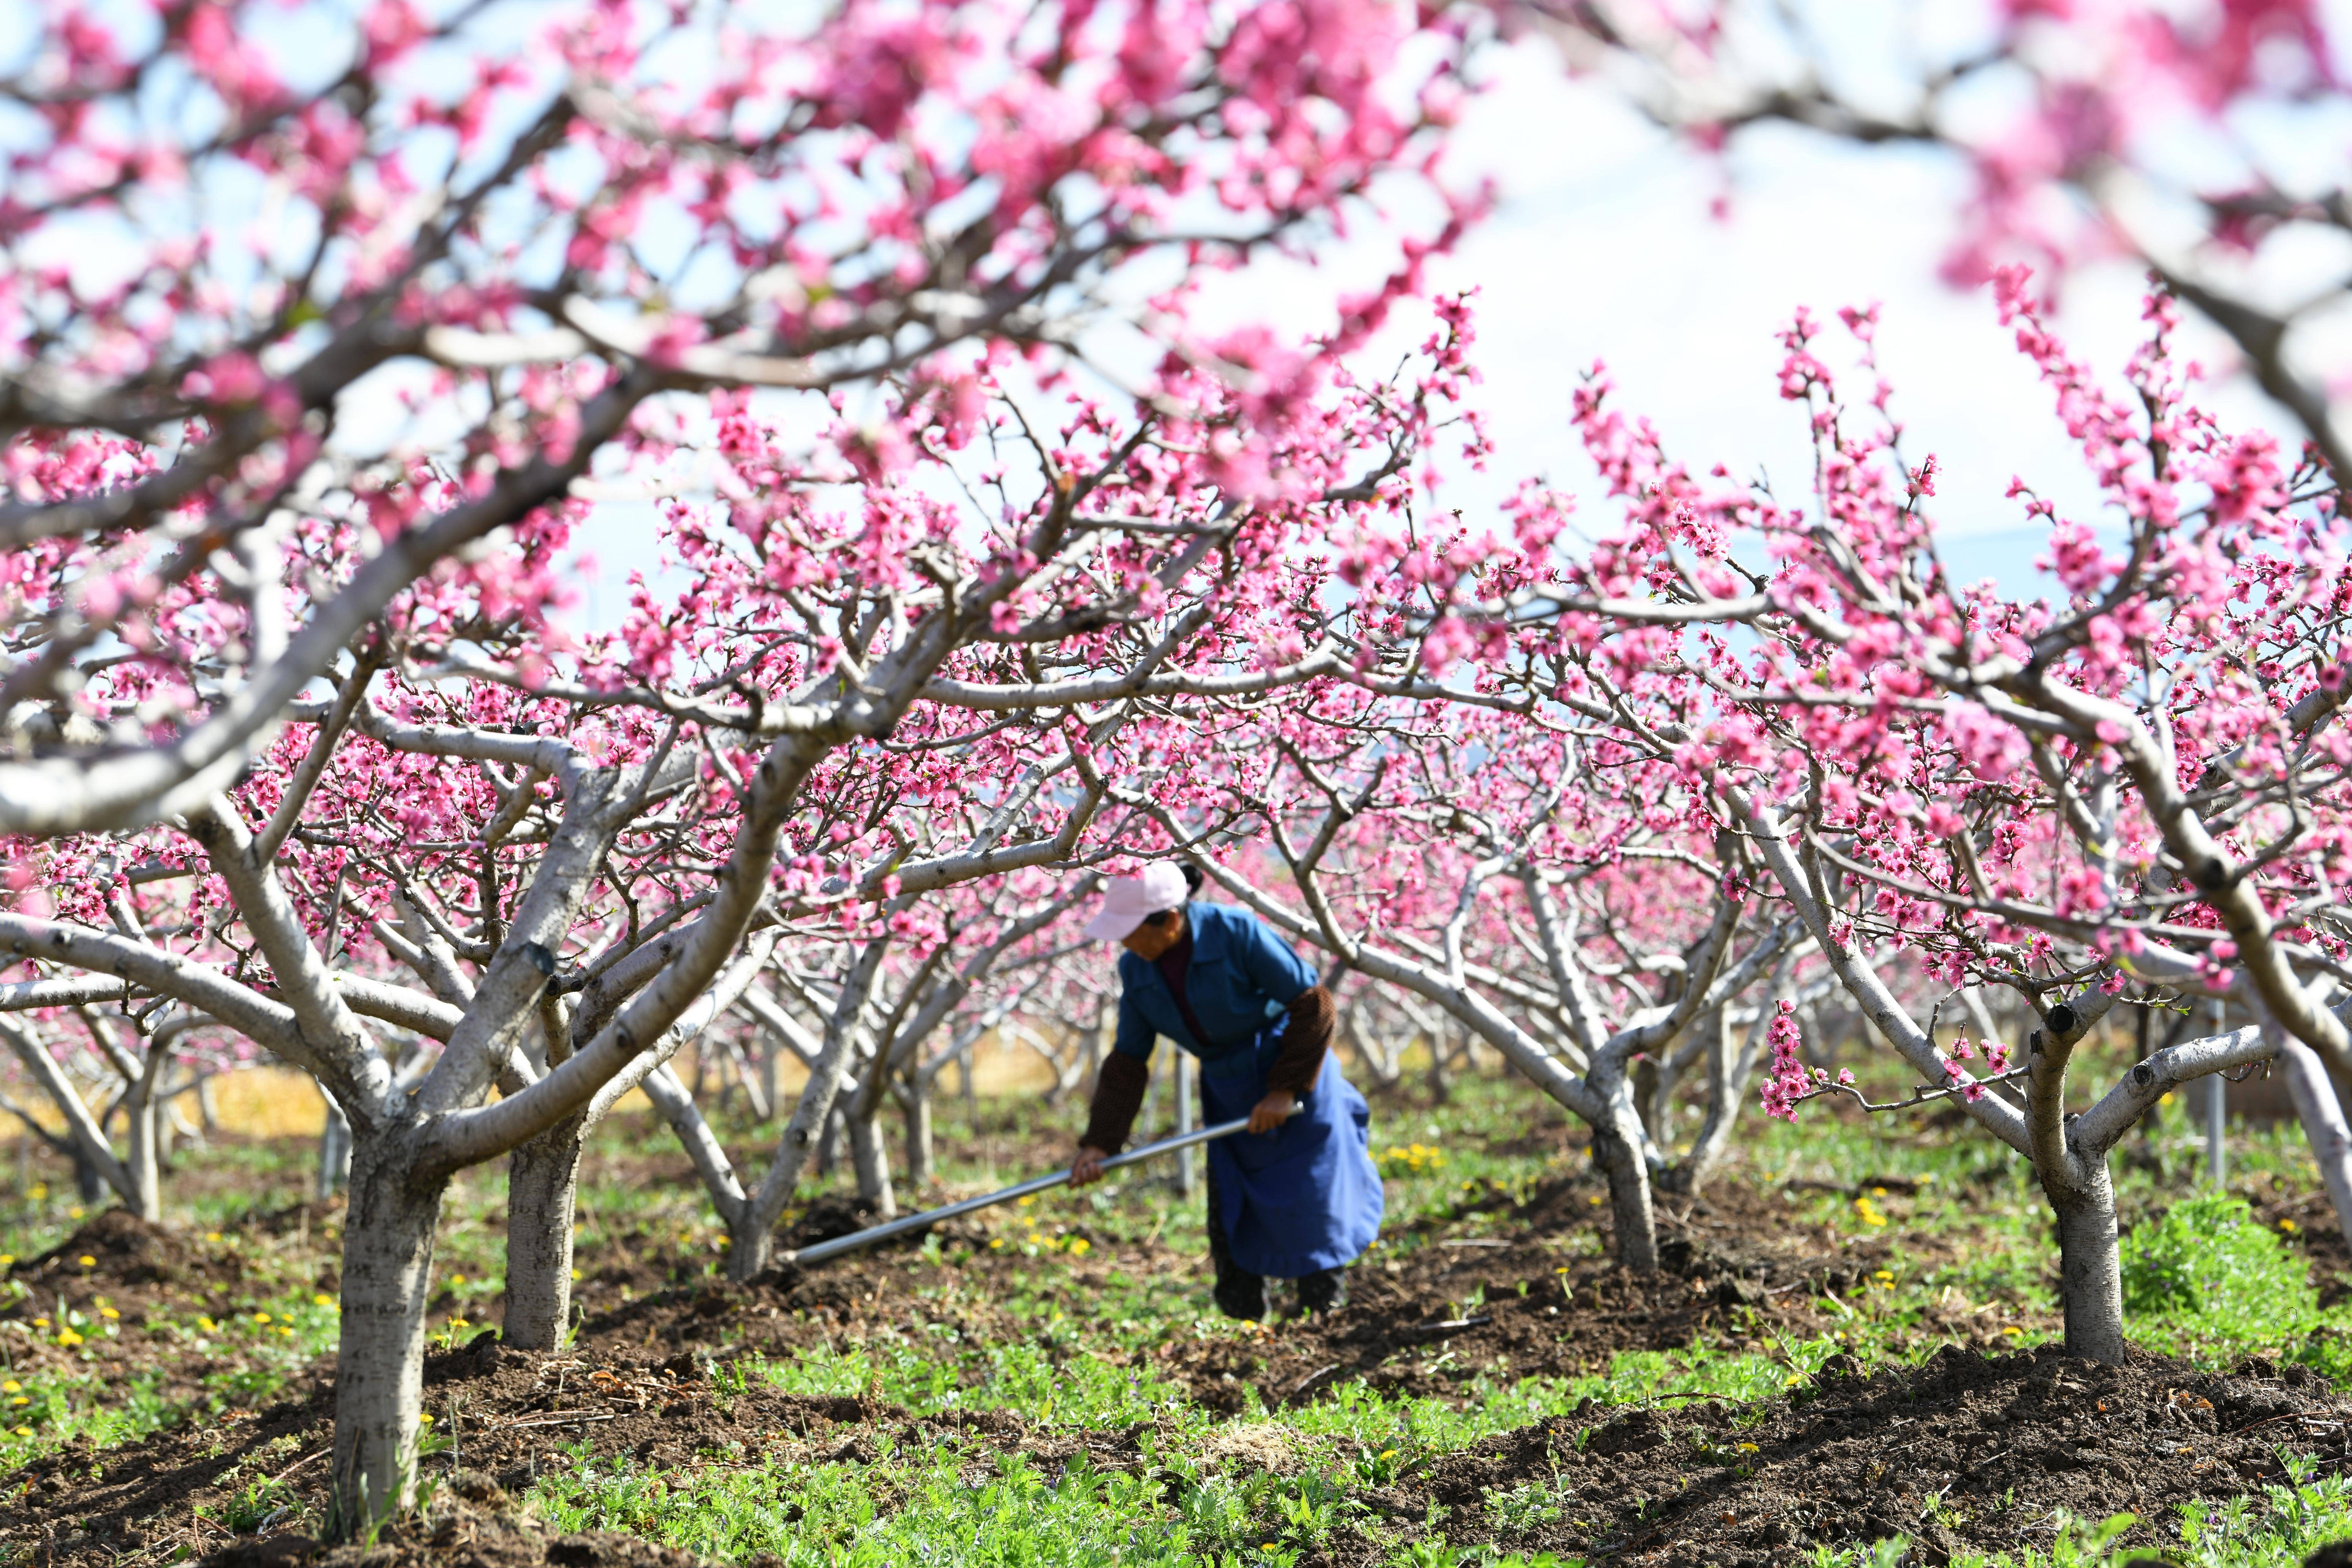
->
[1792,1064,2035,1114]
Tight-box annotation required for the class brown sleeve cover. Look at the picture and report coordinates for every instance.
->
[1265,985,1336,1095]
[1080,1053,1151,1154]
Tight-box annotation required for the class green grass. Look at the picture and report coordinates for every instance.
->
[2121,1192,2326,1360]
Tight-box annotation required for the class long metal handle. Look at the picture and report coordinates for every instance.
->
[784,1112,1267,1267]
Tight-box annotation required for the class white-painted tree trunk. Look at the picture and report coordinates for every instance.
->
[902,1086,933,1190]
[723,1209,771,1281]
[848,1111,896,1219]
[1588,1067,1660,1272]
[118,1048,166,1222]
[2047,1162,2127,1363]
[501,1114,584,1350]
[2023,1006,2131,1365]
[330,1136,441,1533]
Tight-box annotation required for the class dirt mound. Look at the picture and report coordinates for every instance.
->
[777,1195,882,1250]
[1361,1344,2352,1566]
[5,1206,282,1312]
[14,1208,204,1290]
[0,1209,281,1386]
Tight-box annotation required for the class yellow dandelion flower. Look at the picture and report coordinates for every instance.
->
[197,1317,217,1332]
[76,1255,94,1268]
[252,1312,272,1324]
[2,1381,18,1394]
[11,1427,29,1438]
[55,1328,83,1348]
[313,1294,334,1308]
[99,1307,118,1320]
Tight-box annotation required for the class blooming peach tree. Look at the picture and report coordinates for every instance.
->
[1523,273,2348,1360]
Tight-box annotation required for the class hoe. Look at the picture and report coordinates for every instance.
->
[784,1110,1288,1268]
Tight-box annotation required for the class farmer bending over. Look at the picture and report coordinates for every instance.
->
[1070,862,1383,1319]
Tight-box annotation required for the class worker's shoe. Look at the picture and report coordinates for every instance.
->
[1213,1268,1267,1322]
[1293,1269,1347,1316]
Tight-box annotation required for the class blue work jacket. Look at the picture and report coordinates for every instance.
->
[1110,901,1314,1065]
[1107,900,1382,1277]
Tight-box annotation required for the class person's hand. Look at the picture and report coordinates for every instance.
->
[1247,1091,1297,1135]
[1070,1144,1111,1186]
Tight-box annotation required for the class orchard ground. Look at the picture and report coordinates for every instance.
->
[8,1055,2352,1567]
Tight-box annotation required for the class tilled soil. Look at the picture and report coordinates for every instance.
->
[1381,1344,2352,1566]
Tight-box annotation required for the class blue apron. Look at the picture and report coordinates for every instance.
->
[1198,1025,1384,1279]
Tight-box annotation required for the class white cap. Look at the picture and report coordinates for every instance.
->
[1083,863,1190,941]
